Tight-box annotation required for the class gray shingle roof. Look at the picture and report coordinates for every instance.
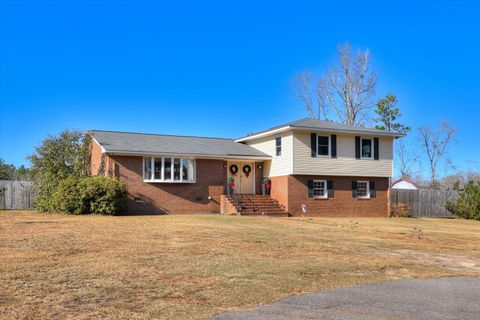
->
[88,130,270,158]
[237,118,405,140]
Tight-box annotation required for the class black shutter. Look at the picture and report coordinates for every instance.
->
[352,181,358,198]
[310,133,317,157]
[355,136,361,159]
[374,137,379,160]
[327,180,334,198]
[307,180,314,198]
[369,181,376,198]
[331,135,337,158]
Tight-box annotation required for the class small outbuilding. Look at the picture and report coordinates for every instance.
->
[390,178,418,190]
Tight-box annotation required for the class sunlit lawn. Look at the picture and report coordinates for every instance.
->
[1,211,479,319]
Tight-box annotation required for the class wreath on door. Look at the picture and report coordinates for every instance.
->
[242,164,252,177]
[229,164,238,176]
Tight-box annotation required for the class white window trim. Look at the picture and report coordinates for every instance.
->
[143,156,196,183]
[312,179,328,199]
[360,138,374,160]
[316,135,331,157]
[275,137,282,157]
[356,180,370,199]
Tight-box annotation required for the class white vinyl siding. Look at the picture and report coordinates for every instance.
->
[292,131,393,177]
[246,132,293,177]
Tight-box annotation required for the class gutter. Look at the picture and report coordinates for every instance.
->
[105,150,272,161]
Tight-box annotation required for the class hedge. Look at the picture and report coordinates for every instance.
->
[52,176,127,215]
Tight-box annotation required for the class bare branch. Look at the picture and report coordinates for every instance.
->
[418,121,458,189]
[318,43,377,125]
[292,70,329,120]
[395,140,419,179]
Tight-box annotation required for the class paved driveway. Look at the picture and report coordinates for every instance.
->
[210,277,480,320]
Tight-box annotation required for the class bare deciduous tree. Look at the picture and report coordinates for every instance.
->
[395,140,419,179]
[291,70,328,120]
[293,43,377,125]
[418,121,458,189]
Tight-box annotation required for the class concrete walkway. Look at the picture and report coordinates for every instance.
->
[210,277,480,320]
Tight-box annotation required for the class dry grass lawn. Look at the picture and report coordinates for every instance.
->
[1,211,479,319]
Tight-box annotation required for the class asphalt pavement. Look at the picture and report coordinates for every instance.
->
[210,277,480,320]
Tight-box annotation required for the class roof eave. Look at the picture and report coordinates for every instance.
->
[235,126,292,142]
[236,125,404,142]
[290,126,405,137]
[105,150,271,161]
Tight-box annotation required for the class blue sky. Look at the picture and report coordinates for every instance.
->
[1,0,479,177]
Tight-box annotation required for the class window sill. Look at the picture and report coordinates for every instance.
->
[311,197,329,200]
[144,180,196,184]
[356,197,371,200]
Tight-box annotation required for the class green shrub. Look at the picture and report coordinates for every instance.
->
[53,176,85,214]
[445,181,480,220]
[51,176,127,215]
[29,129,90,212]
[79,176,127,215]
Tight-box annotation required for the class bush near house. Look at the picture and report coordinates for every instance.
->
[53,176,127,215]
[390,203,413,218]
[445,181,480,221]
[29,129,90,212]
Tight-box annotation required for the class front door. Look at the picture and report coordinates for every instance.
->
[227,161,254,194]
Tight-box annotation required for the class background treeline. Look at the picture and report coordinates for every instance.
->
[0,159,31,181]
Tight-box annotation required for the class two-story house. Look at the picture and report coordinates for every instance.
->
[88,118,404,216]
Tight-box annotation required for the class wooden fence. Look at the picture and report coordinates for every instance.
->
[390,189,459,217]
[0,180,36,210]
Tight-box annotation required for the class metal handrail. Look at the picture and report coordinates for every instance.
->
[243,195,258,212]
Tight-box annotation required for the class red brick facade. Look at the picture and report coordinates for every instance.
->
[89,139,389,216]
[89,139,105,176]
[270,175,389,217]
[100,154,226,214]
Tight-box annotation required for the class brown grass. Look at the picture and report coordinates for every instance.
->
[1,211,479,319]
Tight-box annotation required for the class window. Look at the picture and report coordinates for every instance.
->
[173,158,181,181]
[317,136,330,156]
[144,158,152,180]
[361,138,373,159]
[164,157,172,180]
[356,181,370,198]
[275,137,282,156]
[312,180,327,199]
[143,157,195,182]
[154,158,162,179]
[181,158,190,181]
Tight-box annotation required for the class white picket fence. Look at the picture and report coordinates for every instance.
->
[0,180,36,210]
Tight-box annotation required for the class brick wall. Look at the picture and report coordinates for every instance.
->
[89,139,105,176]
[107,155,225,214]
[270,176,290,211]
[286,175,389,217]
[220,195,238,214]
